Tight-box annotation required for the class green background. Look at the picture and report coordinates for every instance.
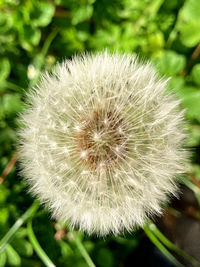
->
[1,0,200,266]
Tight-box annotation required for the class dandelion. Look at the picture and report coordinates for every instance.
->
[18,51,188,236]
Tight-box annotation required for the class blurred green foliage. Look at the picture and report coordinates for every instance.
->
[1,0,200,266]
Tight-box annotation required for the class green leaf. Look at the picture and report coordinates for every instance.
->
[191,64,200,86]
[179,22,200,47]
[59,241,73,258]
[148,32,165,50]
[187,125,200,146]
[153,50,186,77]
[5,244,21,267]
[83,241,94,253]
[59,28,84,56]
[178,0,200,22]
[20,25,41,50]
[167,76,185,91]
[14,228,28,239]
[31,1,55,27]
[177,0,200,47]
[178,86,200,122]
[12,238,33,257]
[72,5,93,25]
[0,185,10,204]
[0,13,13,33]
[2,94,23,116]
[0,251,7,267]
[96,248,114,267]
[0,208,9,226]
[0,58,11,82]
[183,92,200,121]
[193,164,200,179]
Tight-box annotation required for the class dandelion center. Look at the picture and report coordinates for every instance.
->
[75,108,130,170]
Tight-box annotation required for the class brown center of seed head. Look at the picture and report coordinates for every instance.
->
[75,108,130,170]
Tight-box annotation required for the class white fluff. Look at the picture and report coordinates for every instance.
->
[18,51,188,236]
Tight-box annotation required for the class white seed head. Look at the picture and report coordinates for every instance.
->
[18,51,188,236]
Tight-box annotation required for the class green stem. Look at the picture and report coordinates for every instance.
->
[41,28,59,57]
[143,225,184,267]
[27,219,56,267]
[181,176,200,207]
[5,81,23,92]
[29,28,59,88]
[166,25,178,48]
[148,221,199,267]
[68,227,95,267]
[0,200,39,253]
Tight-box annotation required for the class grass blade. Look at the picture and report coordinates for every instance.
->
[0,200,39,253]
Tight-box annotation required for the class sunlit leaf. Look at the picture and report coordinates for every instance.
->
[71,5,93,25]
[2,94,23,116]
[0,251,6,267]
[31,1,55,27]
[177,0,200,47]
[20,25,41,51]
[178,86,200,122]
[12,238,33,257]
[5,244,21,267]
[0,58,10,82]
[153,50,186,76]
[191,64,200,86]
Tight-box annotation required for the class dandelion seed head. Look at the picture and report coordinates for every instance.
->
[18,51,188,236]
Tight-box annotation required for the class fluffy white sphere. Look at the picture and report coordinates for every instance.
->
[18,51,188,236]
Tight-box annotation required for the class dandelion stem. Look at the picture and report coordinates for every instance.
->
[0,200,39,253]
[143,224,184,267]
[147,221,199,267]
[27,219,56,267]
[69,227,95,267]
